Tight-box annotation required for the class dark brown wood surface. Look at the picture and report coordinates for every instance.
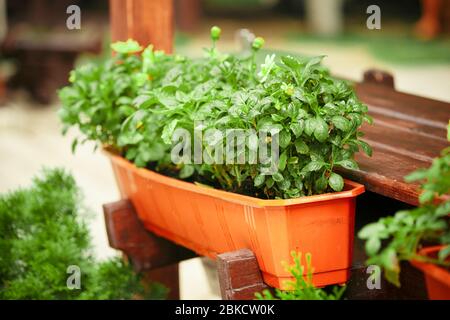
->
[341,70,450,206]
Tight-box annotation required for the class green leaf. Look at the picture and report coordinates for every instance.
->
[381,248,400,287]
[279,130,292,149]
[271,114,285,122]
[290,121,304,137]
[133,72,148,87]
[336,159,358,170]
[254,174,265,187]
[142,44,155,72]
[304,55,325,72]
[329,172,344,191]
[315,176,328,193]
[404,169,427,182]
[116,96,133,105]
[419,190,435,204]
[161,119,179,145]
[348,113,363,128]
[447,121,450,141]
[281,55,302,70]
[278,179,291,190]
[111,39,143,54]
[304,118,316,136]
[294,139,309,154]
[258,118,283,132]
[125,148,138,160]
[118,105,136,117]
[384,268,400,288]
[438,245,450,261]
[301,161,324,173]
[363,114,374,125]
[358,223,385,239]
[175,91,189,103]
[356,140,372,157]
[278,151,288,171]
[139,142,165,162]
[179,165,195,179]
[331,116,351,132]
[265,177,274,188]
[365,237,381,256]
[272,172,284,182]
[134,95,158,109]
[288,156,299,164]
[435,201,450,217]
[314,118,329,142]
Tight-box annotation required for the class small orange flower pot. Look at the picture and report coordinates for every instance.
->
[106,150,365,289]
[411,246,450,300]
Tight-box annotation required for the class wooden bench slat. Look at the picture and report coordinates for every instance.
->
[361,122,448,163]
[366,112,447,142]
[356,83,450,128]
[340,146,429,206]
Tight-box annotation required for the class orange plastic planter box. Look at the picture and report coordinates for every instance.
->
[107,150,365,289]
[411,246,450,300]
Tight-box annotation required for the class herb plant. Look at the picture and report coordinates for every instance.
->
[59,26,372,199]
[255,252,346,300]
[358,123,450,286]
[0,168,167,300]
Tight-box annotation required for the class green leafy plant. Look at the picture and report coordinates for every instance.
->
[59,26,372,199]
[255,252,345,300]
[358,123,450,286]
[0,168,167,300]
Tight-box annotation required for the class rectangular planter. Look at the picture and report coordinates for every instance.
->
[411,246,450,300]
[106,150,365,289]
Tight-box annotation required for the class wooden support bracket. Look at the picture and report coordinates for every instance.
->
[103,199,196,299]
[217,249,270,300]
[103,199,196,272]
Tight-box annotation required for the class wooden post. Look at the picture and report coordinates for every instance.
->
[174,0,201,32]
[109,0,174,53]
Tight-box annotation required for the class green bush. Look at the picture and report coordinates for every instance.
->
[59,27,371,199]
[0,168,167,300]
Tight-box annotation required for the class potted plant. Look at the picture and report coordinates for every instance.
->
[59,27,371,289]
[358,124,450,299]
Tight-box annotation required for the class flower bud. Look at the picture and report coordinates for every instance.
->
[210,26,221,41]
[252,37,265,50]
